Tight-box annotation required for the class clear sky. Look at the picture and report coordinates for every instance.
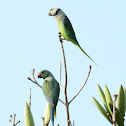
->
[0,0,126,126]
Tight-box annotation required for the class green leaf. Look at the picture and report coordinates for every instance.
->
[24,102,35,126]
[104,85,113,115]
[92,97,112,124]
[97,84,109,112]
[124,87,126,111]
[117,85,125,117]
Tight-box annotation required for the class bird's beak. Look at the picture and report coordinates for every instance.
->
[37,73,41,78]
[49,12,52,16]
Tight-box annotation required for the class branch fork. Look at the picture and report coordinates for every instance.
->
[9,114,20,126]
[27,32,92,126]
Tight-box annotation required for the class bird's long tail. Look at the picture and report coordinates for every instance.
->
[75,42,98,66]
[51,107,56,126]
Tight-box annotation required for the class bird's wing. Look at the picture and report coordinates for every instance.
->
[43,80,54,107]
[53,81,60,107]
[62,16,76,37]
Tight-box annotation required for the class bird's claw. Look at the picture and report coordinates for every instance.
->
[58,32,61,37]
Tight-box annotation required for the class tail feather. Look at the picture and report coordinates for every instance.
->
[54,107,56,118]
[51,107,54,126]
[76,43,98,66]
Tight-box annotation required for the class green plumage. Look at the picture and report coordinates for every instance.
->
[38,70,60,126]
[43,77,60,107]
[49,8,97,66]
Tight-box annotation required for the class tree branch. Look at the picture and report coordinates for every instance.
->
[58,98,65,105]
[41,117,45,126]
[59,61,64,92]
[112,94,118,126]
[59,32,71,126]
[9,114,20,126]
[27,69,42,89]
[29,88,31,109]
[69,65,92,105]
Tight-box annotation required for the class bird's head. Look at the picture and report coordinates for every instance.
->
[49,8,61,16]
[37,70,50,79]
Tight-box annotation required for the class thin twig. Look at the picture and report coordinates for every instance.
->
[9,114,20,126]
[107,113,112,122]
[69,65,92,104]
[15,120,20,126]
[29,88,31,109]
[13,114,15,126]
[27,69,42,89]
[41,117,45,126]
[58,98,65,105]
[59,32,70,126]
[59,61,64,91]
[69,120,72,126]
[113,94,118,126]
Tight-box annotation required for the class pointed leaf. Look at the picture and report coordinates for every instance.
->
[104,85,113,115]
[24,102,35,126]
[124,87,126,111]
[92,97,112,124]
[117,85,125,117]
[97,84,109,112]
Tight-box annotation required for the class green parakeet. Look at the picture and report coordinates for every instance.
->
[49,8,97,66]
[38,70,60,126]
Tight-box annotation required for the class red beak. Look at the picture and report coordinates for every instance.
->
[37,73,41,78]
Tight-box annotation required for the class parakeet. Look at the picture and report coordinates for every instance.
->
[49,8,97,65]
[38,70,60,126]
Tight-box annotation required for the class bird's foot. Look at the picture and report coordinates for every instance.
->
[58,32,61,37]
[58,32,61,35]
[58,32,62,42]
[58,32,65,42]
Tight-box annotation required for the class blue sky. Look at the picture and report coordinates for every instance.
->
[0,0,126,126]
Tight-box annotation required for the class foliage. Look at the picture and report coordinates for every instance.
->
[92,84,125,126]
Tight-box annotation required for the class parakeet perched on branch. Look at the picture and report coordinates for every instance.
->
[49,8,97,66]
[38,70,60,126]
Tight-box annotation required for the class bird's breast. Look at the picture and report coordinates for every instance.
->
[56,19,70,41]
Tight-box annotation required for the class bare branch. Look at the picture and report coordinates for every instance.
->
[107,113,112,122]
[69,120,72,126]
[41,117,45,126]
[59,32,68,94]
[69,65,92,104]
[59,32,70,126]
[29,88,31,109]
[59,61,64,92]
[13,114,16,126]
[112,94,118,126]
[27,69,42,89]
[9,114,20,126]
[58,98,65,105]
[15,120,20,126]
